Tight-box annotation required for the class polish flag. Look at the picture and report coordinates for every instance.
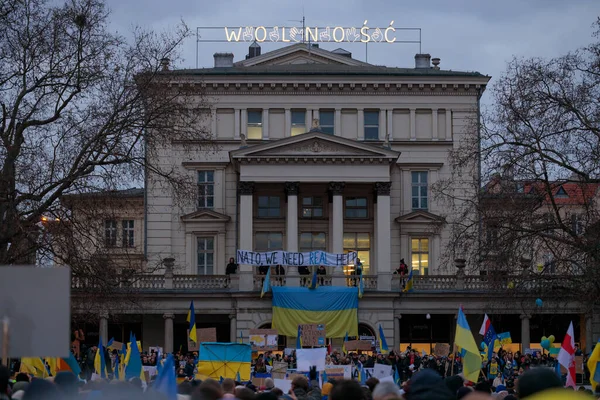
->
[558,321,576,388]
[479,314,491,336]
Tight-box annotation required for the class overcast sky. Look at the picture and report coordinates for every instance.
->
[104,0,599,101]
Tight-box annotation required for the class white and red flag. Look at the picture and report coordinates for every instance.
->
[558,321,576,388]
[479,314,491,336]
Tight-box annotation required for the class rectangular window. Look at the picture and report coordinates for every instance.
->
[197,237,214,275]
[247,110,263,139]
[257,196,281,218]
[104,220,117,247]
[197,171,215,209]
[345,197,368,218]
[411,171,428,210]
[122,220,135,248]
[411,238,429,275]
[255,232,283,252]
[343,233,370,275]
[301,196,324,218]
[299,232,326,252]
[319,110,334,134]
[364,110,379,141]
[291,110,306,136]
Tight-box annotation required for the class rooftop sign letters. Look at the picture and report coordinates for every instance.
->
[224,21,398,43]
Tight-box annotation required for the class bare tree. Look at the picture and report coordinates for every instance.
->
[0,0,210,273]
[433,18,600,302]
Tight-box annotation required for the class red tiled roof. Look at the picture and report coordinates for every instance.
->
[523,182,599,205]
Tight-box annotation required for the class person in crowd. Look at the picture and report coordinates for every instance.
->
[221,378,236,398]
[71,327,85,360]
[354,258,363,276]
[365,377,379,393]
[291,367,321,400]
[372,381,402,400]
[394,259,409,275]
[330,379,365,400]
[0,365,9,400]
[226,257,238,274]
[515,367,562,398]
[184,357,196,378]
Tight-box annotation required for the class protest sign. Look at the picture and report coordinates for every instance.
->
[300,324,326,347]
[237,250,357,267]
[434,343,450,357]
[199,328,217,343]
[249,329,278,351]
[325,365,353,379]
[271,361,288,379]
[296,348,327,371]
[187,330,199,352]
[323,366,345,380]
[373,364,393,379]
[274,379,292,393]
[345,340,372,351]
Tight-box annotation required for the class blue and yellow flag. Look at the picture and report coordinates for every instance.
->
[495,332,512,346]
[94,337,108,378]
[342,331,348,355]
[588,339,600,391]
[261,267,271,298]
[272,286,359,338]
[296,325,303,349]
[455,308,481,383]
[187,301,197,344]
[308,267,318,290]
[378,325,389,354]
[403,269,414,293]
[358,275,364,298]
[197,343,251,381]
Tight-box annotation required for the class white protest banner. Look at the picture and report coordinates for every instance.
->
[373,364,393,379]
[296,348,327,371]
[273,379,292,393]
[237,250,357,267]
[325,364,353,379]
[378,375,395,384]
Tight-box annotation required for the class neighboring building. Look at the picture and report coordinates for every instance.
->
[69,43,599,356]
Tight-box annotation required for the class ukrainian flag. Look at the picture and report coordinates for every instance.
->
[403,269,414,293]
[272,286,359,338]
[378,324,389,354]
[187,301,197,344]
[454,308,481,383]
[261,267,271,298]
[342,331,348,355]
[588,339,600,391]
[296,325,303,349]
[196,343,251,381]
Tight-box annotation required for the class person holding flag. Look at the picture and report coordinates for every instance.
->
[558,321,577,389]
[454,307,481,383]
[378,325,389,354]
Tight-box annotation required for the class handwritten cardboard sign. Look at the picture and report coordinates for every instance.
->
[249,329,279,351]
[187,330,199,352]
[345,340,373,351]
[323,367,345,380]
[300,324,326,347]
[434,343,450,357]
[198,328,217,343]
[271,361,288,379]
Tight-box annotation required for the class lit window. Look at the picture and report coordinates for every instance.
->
[257,196,281,218]
[411,238,429,275]
[247,110,263,139]
[104,220,117,247]
[411,171,428,210]
[291,110,306,136]
[302,197,324,218]
[255,232,283,252]
[343,233,370,275]
[198,171,214,209]
[319,110,334,134]
[197,237,214,275]
[122,220,134,247]
[300,232,326,252]
[345,197,368,218]
[364,111,379,140]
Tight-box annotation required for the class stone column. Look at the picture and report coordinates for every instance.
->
[520,314,531,352]
[329,182,345,285]
[586,314,593,354]
[234,109,241,139]
[229,314,237,343]
[305,109,313,130]
[375,182,392,291]
[432,109,438,140]
[238,181,255,291]
[378,110,386,141]
[262,109,269,139]
[284,108,291,137]
[357,109,364,140]
[445,109,452,140]
[410,108,416,140]
[334,108,342,136]
[241,108,248,138]
[313,109,319,123]
[163,313,174,354]
[99,312,108,345]
[386,109,394,141]
[286,182,300,287]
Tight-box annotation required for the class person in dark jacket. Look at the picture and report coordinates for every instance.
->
[291,367,321,400]
[405,368,454,400]
[184,357,196,378]
[226,258,238,274]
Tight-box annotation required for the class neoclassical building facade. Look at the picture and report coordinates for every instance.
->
[70,43,599,357]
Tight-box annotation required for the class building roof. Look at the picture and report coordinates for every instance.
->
[61,188,144,201]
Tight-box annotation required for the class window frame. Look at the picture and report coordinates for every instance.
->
[254,232,284,252]
[411,171,429,210]
[196,236,215,275]
[344,197,368,219]
[301,196,325,219]
[364,110,380,141]
[121,220,135,248]
[410,237,430,276]
[197,170,215,209]
[343,232,371,275]
[104,219,117,247]
[319,110,335,134]
[299,232,327,252]
[291,109,307,136]
[247,109,263,139]
[257,195,282,218]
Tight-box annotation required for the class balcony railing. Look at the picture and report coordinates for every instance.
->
[71,269,579,294]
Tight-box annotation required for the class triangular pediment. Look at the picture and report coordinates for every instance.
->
[181,209,231,223]
[235,43,372,67]
[395,210,445,224]
[231,132,400,161]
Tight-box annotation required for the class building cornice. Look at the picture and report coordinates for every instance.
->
[236,156,395,165]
